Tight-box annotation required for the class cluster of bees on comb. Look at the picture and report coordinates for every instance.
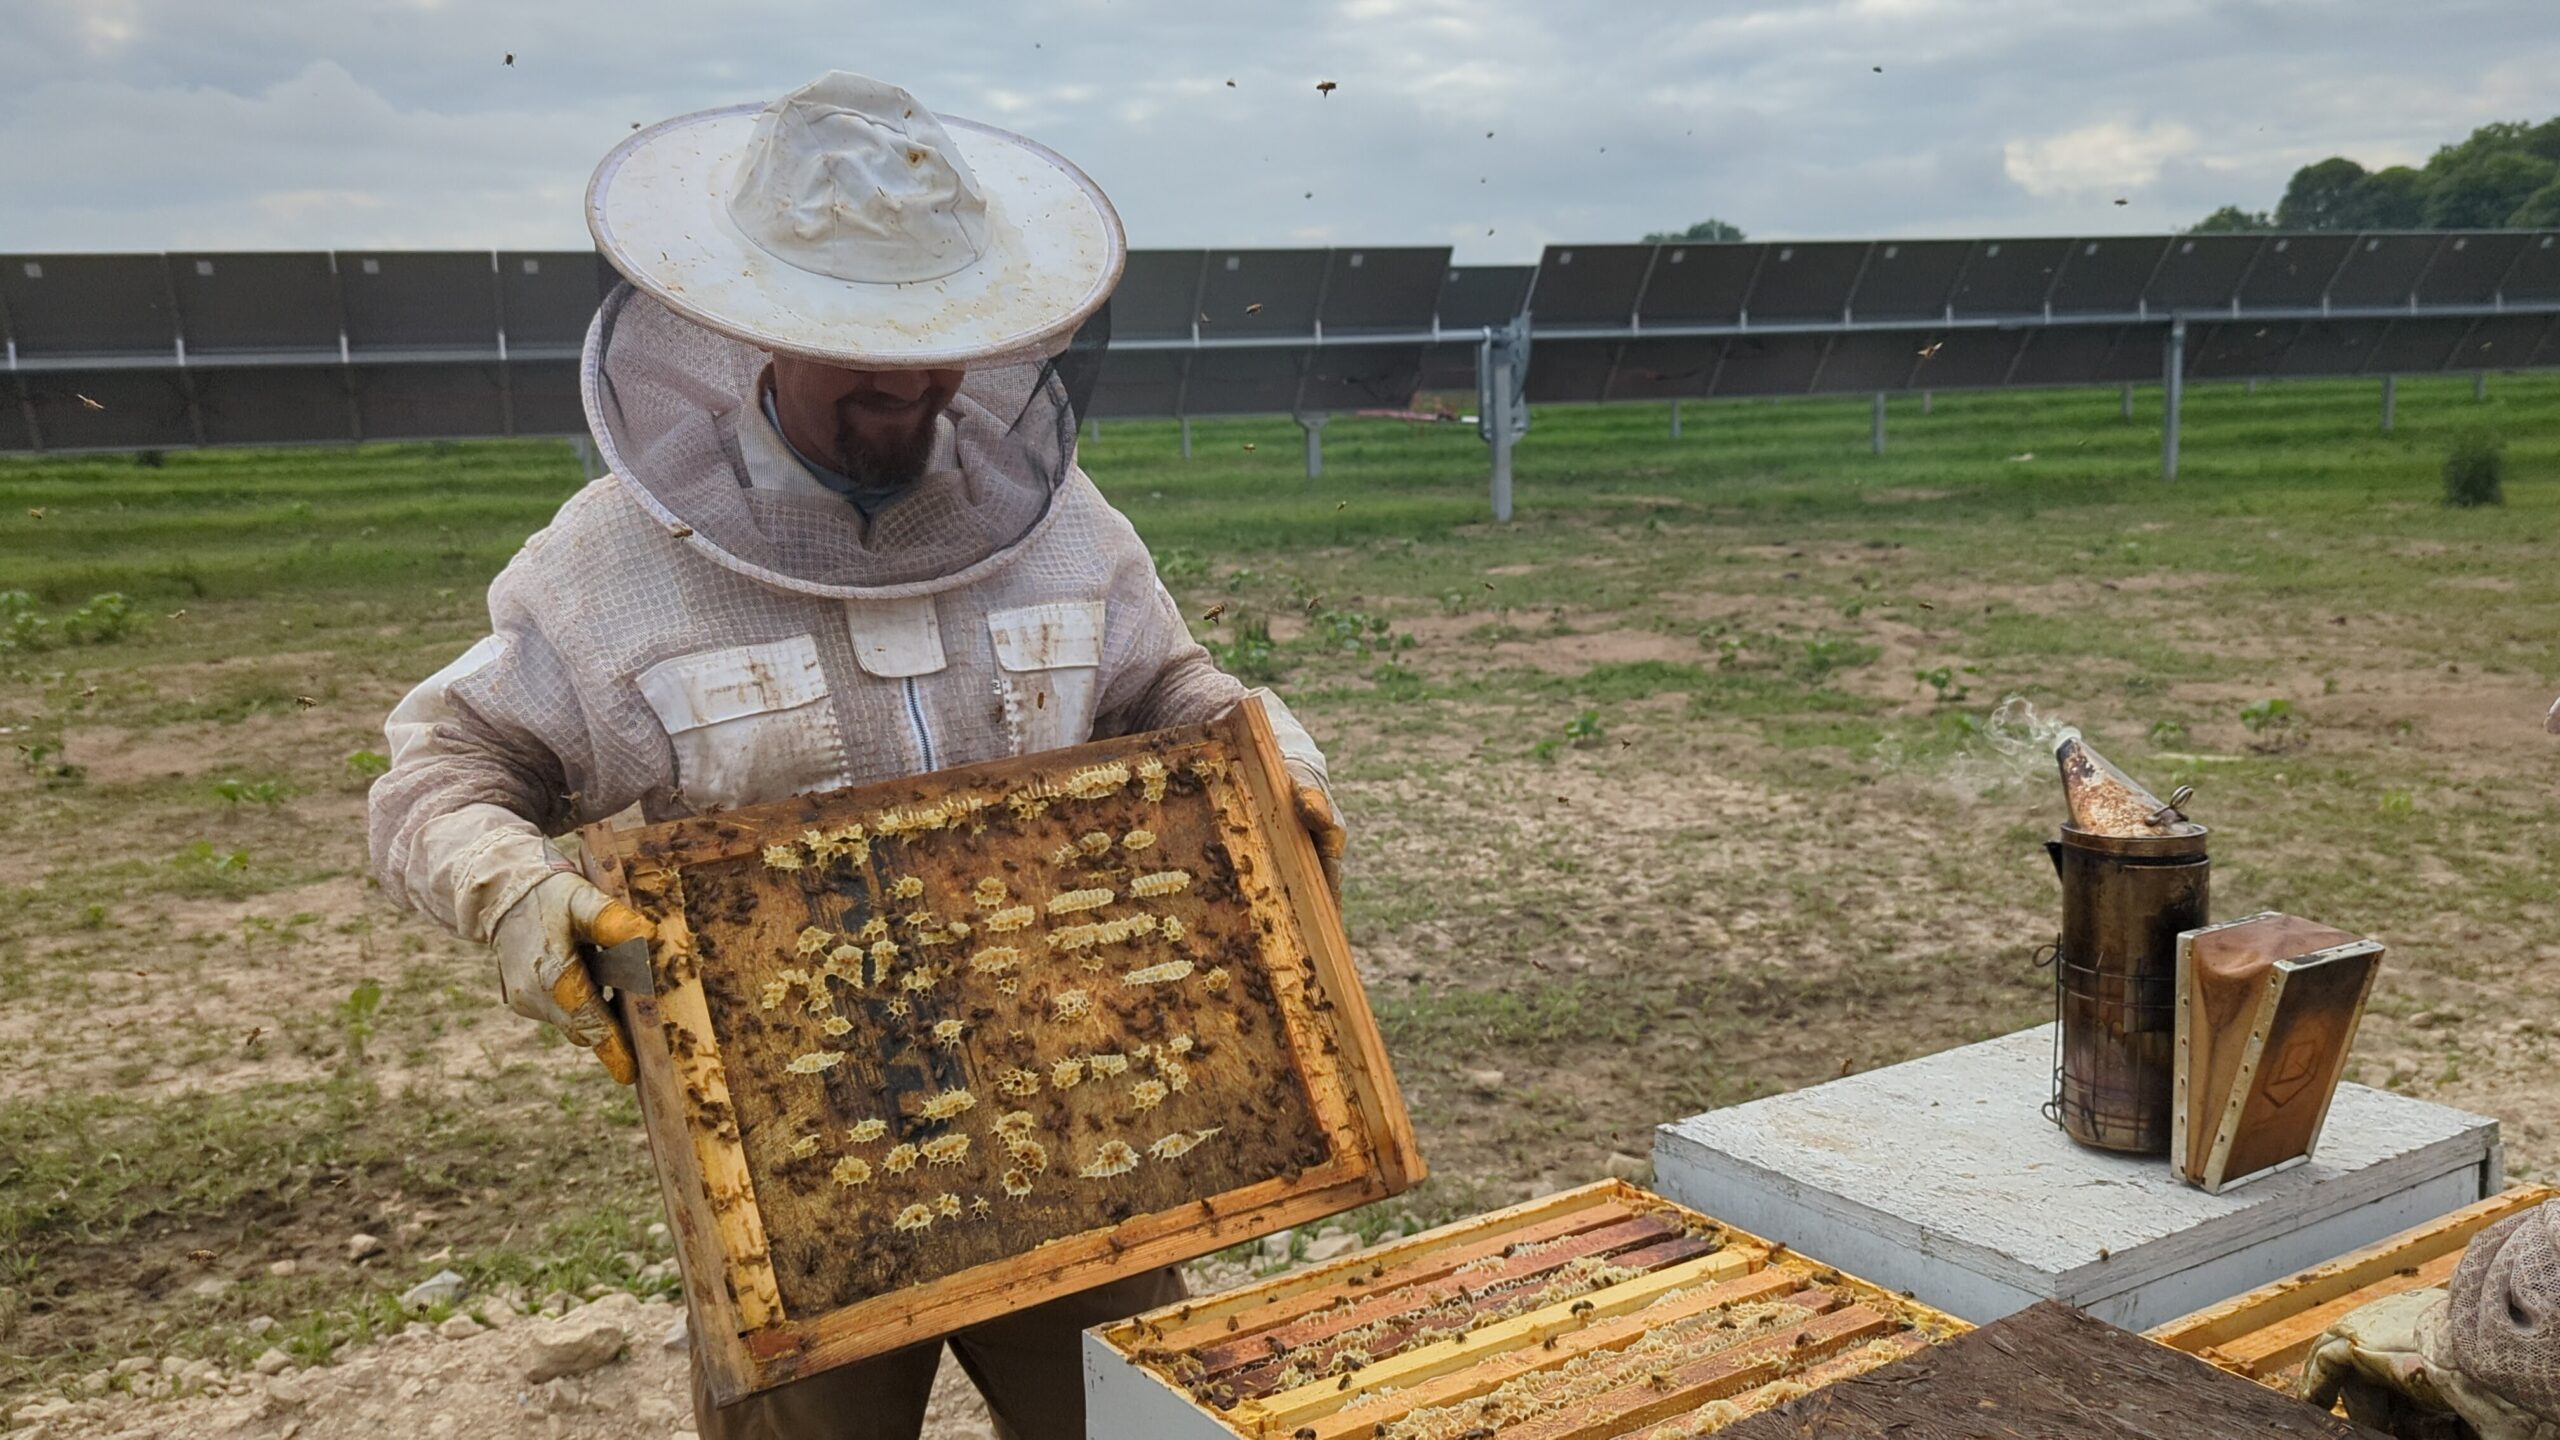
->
[743,751,1252,1241]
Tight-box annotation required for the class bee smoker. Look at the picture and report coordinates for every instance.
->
[2040,737,2208,1155]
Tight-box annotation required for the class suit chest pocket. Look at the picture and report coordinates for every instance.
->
[988,601,1105,756]
[635,635,851,812]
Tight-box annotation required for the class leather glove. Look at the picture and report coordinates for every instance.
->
[492,871,653,1084]
[1291,776,1346,896]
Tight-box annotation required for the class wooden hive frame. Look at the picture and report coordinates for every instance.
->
[1090,1179,1970,1440]
[2147,1184,2556,1391]
[579,698,1423,1405]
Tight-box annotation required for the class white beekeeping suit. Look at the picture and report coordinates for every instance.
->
[365,70,1332,1026]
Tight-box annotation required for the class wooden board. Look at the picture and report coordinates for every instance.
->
[1092,1180,1969,1438]
[581,699,1422,1405]
[2148,1184,2555,1390]
[1716,1301,2383,1439]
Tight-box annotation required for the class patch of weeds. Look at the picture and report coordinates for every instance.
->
[0,591,138,654]
[211,777,291,808]
[1155,547,1208,580]
[1201,614,1285,685]
[12,735,84,787]
[337,979,385,1068]
[1366,661,1430,702]
[1796,636,1879,682]
[1308,610,1411,660]
[1915,665,1974,705]
[345,749,391,780]
[2378,790,2415,817]
[2148,719,2190,749]
[2239,698,2300,751]
[2442,433,2504,509]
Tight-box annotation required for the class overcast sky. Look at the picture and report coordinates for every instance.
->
[5,0,2555,262]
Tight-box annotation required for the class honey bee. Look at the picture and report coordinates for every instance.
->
[1130,870,1191,898]
[882,1144,920,1176]
[932,1018,966,1049]
[831,1156,873,1187]
[1130,1079,1170,1111]
[921,1134,971,1166]
[1080,1140,1141,1178]
[847,1118,888,1144]
[786,1050,845,1075]
[761,845,803,871]
[1122,829,1157,852]
[893,1203,934,1232]
[919,1089,977,1121]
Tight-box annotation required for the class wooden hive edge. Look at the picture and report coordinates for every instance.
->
[2147,1183,2555,1359]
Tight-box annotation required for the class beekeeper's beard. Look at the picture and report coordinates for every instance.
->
[829,391,949,488]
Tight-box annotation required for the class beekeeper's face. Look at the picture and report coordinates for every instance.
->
[770,356,965,487]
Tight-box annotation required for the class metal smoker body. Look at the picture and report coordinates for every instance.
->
[2044,739,2209,1155]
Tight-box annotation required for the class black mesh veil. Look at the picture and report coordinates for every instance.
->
[581,282,1116,599]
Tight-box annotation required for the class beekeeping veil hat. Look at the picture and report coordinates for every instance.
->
[580,71,1123,595]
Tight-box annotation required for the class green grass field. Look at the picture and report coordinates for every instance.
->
[4,372,2557,1399]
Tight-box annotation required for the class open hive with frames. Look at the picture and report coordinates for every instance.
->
[1087,1180,1969,1440]
[581,698,1419,1405]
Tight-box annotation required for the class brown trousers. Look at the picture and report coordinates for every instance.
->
[691,1268,1186,1440]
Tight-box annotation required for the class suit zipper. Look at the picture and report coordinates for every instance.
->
[903,677,938,771]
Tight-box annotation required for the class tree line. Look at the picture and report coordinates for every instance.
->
[2195,117,2560,233]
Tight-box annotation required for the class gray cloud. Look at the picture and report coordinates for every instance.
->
[2,0,2552,259]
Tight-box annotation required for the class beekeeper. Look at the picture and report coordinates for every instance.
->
[365,71,1342,1440]
[2300,1199,2559,1439]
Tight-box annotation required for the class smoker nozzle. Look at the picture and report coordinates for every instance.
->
[2057,736,2194,837]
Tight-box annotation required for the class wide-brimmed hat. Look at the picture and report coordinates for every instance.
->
[587,71,1124,369]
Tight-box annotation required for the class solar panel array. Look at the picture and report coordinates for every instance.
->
[1520,231,2560,406]
[6,233,2557,459]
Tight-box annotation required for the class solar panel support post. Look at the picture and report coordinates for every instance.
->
[1086,416,1101,444]
[2475,373,2487,402]
[2381,375,2397,434]
[2121,384,2134,420]
[570,435,599,481]
[1921,390,1933,416]
[1669,399,1681,439]
[1179,417,1192,460]
[1478,318,1530,523]
[1871,392,1887,455]
[1299,414,1327,478]
[2162,317,2186,480]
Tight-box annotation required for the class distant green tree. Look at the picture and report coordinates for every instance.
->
[2510,179,2560,228]
[2430,121,2540,175]
[2190,205,2275,233]
[2527,117,2560,165]
[2276,157,2369,229]
[2344,167,2431,229]
[2423,151,2560,228]
[1642,218,1747,244]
